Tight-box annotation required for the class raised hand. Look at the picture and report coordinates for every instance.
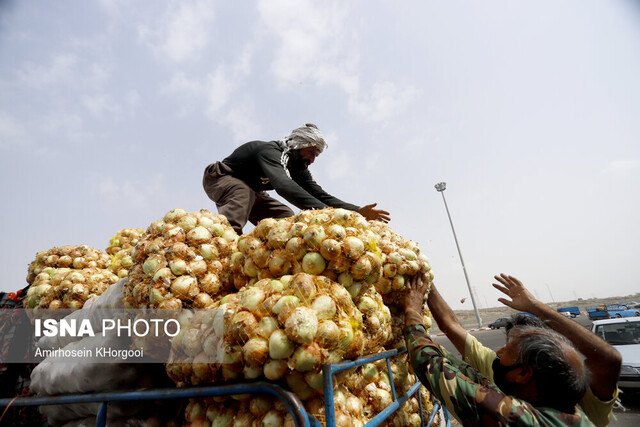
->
[358,203,391,223]
[492,273,539,312]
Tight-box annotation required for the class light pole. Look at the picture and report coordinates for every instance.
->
[435,182,483,328]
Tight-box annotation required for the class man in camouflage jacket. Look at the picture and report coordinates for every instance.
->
[402,275,595,426]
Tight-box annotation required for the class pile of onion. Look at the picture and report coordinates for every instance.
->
[122,209,238,309]
[367,221,433,304]
[24,266,119,319]
[167,272,365,388]
[105,228,145,278]
[184,395,296,427]
[26,245,112,284]
[105,228,145,255]
[108,248,136,279]
[164,208,436,425]
[231,208,383,290]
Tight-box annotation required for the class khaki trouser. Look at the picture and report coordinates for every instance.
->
[202,162,294,234]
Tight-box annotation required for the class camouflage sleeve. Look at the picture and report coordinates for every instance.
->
[403,323,539,425]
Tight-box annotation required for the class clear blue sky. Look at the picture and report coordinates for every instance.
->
[1,0,639,309]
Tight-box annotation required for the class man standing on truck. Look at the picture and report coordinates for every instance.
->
[203,123,391,234]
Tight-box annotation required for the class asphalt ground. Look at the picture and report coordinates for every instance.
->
[430,316,640,426]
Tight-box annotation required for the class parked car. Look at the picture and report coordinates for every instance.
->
[591,317,640,390]
[488,317,509,330]
[557,306,580,318]
[587,304,640,320]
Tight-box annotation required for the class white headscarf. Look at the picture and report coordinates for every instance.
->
[279,123,328,177]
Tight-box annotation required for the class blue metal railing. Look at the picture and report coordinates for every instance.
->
[322,347,450,427]
[0,382,310,427]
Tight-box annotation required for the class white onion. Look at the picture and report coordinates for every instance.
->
[199,244,218,260]
[338,272,354,287]
[272,295,300,317]
[249,395,271,416]
[284,307,318,344]
[357,296,377,315]
[243,337,269,366]
[169,259,188,276]
[208,222,225,237]
[257,316,279,338]
[170,276,199,300]
[267,227,289,249]
[142,257,162,276]
[346,396,363,417]
[303,226,326,249]
[291,343,322,372]
[189,259,208,277]
[316,320,340,348]
[388,252,403,265]
[262,409,284,427]
[337,321,354,352]
[253,245,272,268]
[383,263,398,278]
[240,286,266,312]
[332,208,352,222]
[285,237,307,260]
[268,329,295,359]
[187,226,213,246]
[229,311,258,343]
[149,288,164,307]
[290,274,317,301]
[311,295,337,320]
[268,251,290,276]
[346,283,363,299]
[343,236,365,259]
[182,328,202,356]
[264,359,288,380]
[304,371,324,391]
[153,267,173,286]
[326,224,347,240]
[392,275,405,290]
[193,292,214,308]
[199,273,222,294]
[334,388,347,409]
[371,388,393,412]
[351,256,372,280]
[320,238,342,260]
[164,208,187,222]
[268,279,284,292]
[302,252,326,275]
[362,363,379,381]
[243,258,259,277]
[222,229,237,243]
[399,248,417,261]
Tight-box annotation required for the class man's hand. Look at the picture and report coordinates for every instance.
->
[492,274,540,313]
[358,203,391,223]
[404,274,428,315]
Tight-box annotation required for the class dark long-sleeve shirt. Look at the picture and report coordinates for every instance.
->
[221,140,359,211]
[403,322,595,426]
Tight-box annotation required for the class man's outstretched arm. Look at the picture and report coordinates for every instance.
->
[493,273,622,401]
[426,284,468,357]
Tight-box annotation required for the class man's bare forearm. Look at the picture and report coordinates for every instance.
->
[427,285,468,356]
